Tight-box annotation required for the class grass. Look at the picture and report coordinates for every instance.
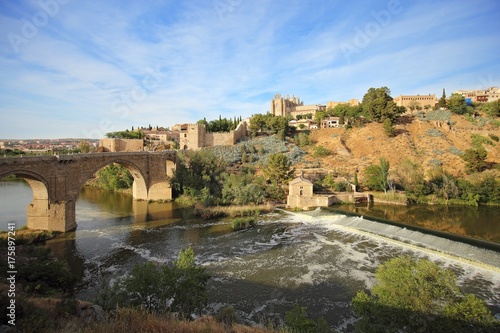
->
[0,229,57,245]
[371,191,408,205]
[10,306,280,333]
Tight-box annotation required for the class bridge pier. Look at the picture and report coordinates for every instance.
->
[27,200,76,232]
[147,181,172,201]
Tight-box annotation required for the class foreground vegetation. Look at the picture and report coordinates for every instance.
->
[353,256,499,332]
[2,242,497,332]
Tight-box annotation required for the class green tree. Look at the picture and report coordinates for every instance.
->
[221,171,267,205]
[448,93,468,115]
[97,163,134,190]
[395,159,428,201]
[314,110,326,124]
[285,304,331,333]
[382,118,396,137]
[353,256,497,333]
[361,87,404,122]
[295,132,310,147]
[170,150,226,201]
[429,168,460,203]
[101,247,209,319]
[408,100,419,115]
[462,147,488,174]
[313,145,331,157]
[480,99,500,118]
[171,247,210,318]
[264,153,294,185]
[364,157,390,193]
[78,140,91,153]
[438,88,447,108]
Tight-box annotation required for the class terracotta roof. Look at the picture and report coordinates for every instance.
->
[289,174,313,186]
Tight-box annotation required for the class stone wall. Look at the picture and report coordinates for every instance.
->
[287,194,336,209]
[99,138,144,152]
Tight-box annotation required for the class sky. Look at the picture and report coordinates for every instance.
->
[0,0,499,139]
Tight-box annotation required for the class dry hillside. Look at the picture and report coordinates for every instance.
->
[298,114,500,182]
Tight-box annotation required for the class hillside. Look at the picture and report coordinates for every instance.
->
[298,113,500,182]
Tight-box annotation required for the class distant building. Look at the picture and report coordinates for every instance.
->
[326,99,360,109]
[320,117,341,128]
[454,87,500,103]
[270,94,326,119]
[393,94,436,111]
[172,121,248,150]
[99,138,144,152]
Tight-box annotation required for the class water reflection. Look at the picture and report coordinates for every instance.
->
[329,203,500,244]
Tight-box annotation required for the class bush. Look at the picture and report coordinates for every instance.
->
[95,247,209,319]
[285,304,331,333]
[426,129,443,137]
[313,145,331,157]
[232,217,255,231]
[353,256,498,332]
[489,133,499,142]
[16,246,78,294]
[471,134,493,148]
[215,305,239,326]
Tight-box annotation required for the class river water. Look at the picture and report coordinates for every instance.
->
[1,181,500,331]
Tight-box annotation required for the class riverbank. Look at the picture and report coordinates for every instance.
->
[0,229,57,244]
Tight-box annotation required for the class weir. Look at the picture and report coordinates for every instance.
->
[294,209,500,269]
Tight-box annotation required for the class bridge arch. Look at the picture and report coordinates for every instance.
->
[0,170,51,230]
[78,158,149,201]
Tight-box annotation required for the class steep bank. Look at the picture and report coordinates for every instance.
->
[301,114,500,180]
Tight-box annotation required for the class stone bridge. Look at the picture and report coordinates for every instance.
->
[0,151,176,232]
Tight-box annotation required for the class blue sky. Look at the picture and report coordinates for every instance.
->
[0,0,499,139]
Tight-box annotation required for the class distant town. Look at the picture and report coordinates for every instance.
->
[2,86,499,155]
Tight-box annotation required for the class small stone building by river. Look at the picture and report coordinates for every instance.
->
[287,174,337,209]
[287,173,370,209]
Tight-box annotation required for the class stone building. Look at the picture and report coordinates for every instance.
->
[173,121,248,150]
[270,94,303,117]
[393,94,436,110]
[454,87,500,103]
[99,138,144,152]
[326,99,360,109]
[287,174,336,209]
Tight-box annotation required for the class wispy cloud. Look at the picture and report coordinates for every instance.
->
[0,0,499,138]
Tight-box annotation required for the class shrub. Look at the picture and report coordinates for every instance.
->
[232,217,255,231]
[426,129,443,137]
[471,134,493,148]
[353,256,498,332]
[448,146,464,155]
[95,247,209,319]
[489,133,499,142]
[215,306,239,326]
[313,145,331,157]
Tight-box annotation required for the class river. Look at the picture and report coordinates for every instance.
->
[1,181,500,331]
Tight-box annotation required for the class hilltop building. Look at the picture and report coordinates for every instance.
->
[172,121,248,150]
[393,94,436,111]
[326,99,360,109]
[454,87,500,103]
[270,94,326,119]
[99,138,144,152]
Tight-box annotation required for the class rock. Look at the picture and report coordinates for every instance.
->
[77,302,106,323]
